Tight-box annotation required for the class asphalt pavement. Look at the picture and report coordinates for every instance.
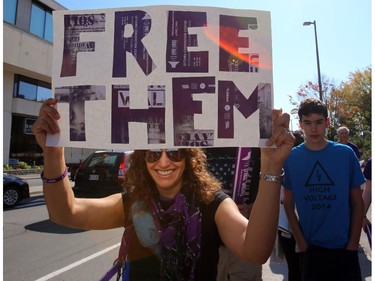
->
[19,173,372,280]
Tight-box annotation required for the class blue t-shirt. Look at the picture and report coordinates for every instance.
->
[284,141,365,249]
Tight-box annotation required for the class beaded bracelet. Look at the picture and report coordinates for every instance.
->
[41,166,69,183]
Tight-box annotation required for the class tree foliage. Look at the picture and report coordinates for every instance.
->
[288,66,371,160]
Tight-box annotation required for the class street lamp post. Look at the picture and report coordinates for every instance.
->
[303,20,323,101]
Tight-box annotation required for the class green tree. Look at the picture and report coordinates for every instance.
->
[333,66,372,160]
[288,66,371,160]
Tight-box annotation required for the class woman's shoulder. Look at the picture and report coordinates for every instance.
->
[213,188,230,202]
[121,191,134,227]
[201,189,229,210]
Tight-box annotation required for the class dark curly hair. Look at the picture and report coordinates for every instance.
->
[123,148,222,208]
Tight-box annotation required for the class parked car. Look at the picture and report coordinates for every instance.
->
[73,151,133,198]
[3,174,30,208]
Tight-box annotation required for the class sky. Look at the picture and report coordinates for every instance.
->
[56,0,372,130]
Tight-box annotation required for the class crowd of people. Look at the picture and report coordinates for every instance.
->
[32,97,370,281]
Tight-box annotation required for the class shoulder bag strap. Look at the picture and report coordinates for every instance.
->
[99,226,134,281]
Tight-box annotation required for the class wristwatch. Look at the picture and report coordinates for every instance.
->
[259,169,285,184]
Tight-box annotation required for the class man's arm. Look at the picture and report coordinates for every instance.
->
[362,179,372,230]
[347,187,365,250]
[283,188,308,252]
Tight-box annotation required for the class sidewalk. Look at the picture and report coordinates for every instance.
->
[17,173,44,196]
[17,172,72,196]
[17,173,41,180]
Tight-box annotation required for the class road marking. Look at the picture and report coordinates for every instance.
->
[35,243,120,281]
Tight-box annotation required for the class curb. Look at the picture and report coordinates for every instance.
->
[22,175,41,180]
[4,169,41,176]
[31,191,44,196]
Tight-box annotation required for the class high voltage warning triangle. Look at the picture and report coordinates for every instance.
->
[305,161,334,186]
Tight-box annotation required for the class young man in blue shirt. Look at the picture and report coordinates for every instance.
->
[283,98,365,281]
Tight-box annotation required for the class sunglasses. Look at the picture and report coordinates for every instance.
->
[145,149,185,163]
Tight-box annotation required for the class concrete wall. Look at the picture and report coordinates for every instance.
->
[3,0,65,165]
[3,23,53,81]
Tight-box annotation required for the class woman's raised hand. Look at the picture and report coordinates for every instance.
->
[261,109,295,170]
[31,98,61,153]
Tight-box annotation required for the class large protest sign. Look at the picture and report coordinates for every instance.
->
[48,6,273,149]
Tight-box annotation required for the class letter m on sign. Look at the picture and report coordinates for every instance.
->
[218,81,272,139]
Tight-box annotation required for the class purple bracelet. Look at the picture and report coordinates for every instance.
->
[41,167,69,183]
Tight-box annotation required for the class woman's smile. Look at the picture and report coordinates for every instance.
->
[146,149,186,198]
[156,169,175,176]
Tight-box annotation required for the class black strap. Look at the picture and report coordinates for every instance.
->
[118,225,134,263]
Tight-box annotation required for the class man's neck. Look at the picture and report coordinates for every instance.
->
[305,138,329,151]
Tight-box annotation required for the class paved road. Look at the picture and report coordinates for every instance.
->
[4,204,124,281]
[19,173,372,280]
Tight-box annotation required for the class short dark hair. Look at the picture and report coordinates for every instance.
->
[298,98,328,120]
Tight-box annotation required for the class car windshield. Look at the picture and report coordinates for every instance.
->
[85,153,120,168]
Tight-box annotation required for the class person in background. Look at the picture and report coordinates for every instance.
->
[337,126,361,160]
[277,131,305,281]
[32,98,295,280]
[206,147,263,281]
[362,158,371,229]
[283,98,365,281]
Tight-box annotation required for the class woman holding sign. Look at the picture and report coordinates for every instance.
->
[32,98,294,280]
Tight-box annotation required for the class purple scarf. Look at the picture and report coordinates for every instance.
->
[151,192,201,281]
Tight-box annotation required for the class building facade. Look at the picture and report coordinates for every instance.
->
[3,0,66,165]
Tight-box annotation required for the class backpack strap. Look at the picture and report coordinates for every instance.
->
[99,226,134,281]
[98,192,134,281]
[116,192,135,275]
[117,225,134,263]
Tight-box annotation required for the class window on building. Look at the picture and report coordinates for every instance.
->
[14,75,52,102]
[30,1,53,42]
[44,11,53,41]
[4,0,18,24]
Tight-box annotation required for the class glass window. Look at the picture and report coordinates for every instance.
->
[44,11,53,42]
[4,0,18,24]
[14,75,51,102]
[18,81,37,101]
[29,2,53,42]
[37,85,52,101]
[30,4,45,38]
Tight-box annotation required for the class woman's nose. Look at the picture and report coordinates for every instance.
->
[158,150,170,165]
